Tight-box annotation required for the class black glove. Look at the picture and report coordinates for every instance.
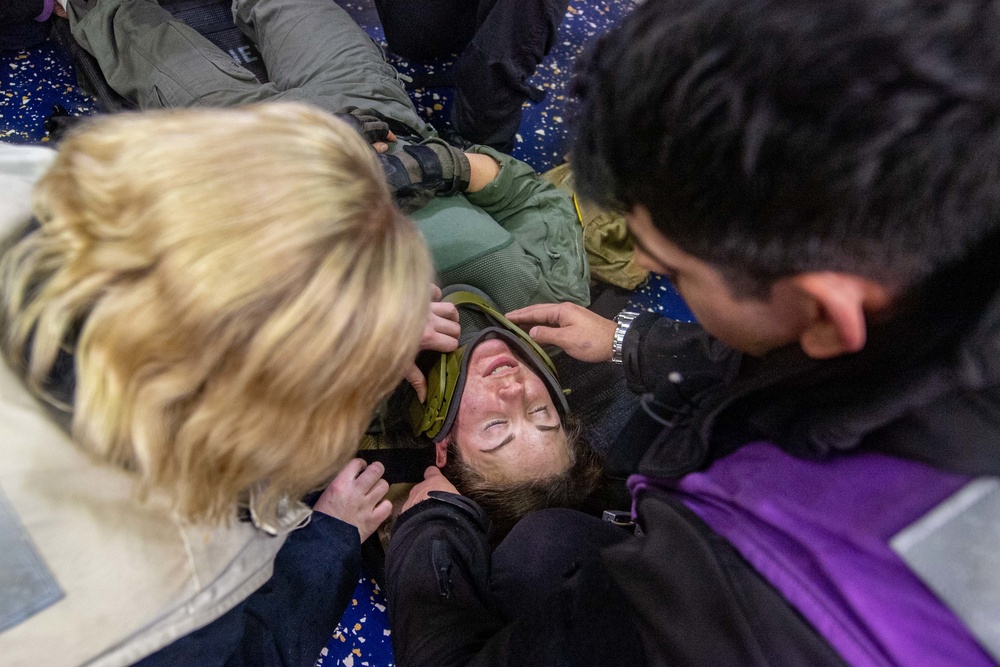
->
[377,138,472,213]
[333,106,394,145]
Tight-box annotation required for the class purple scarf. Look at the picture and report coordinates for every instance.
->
[629,443,994,667]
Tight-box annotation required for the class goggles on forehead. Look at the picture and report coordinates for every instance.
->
[409,289,569,442]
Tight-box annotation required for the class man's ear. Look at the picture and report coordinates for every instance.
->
[790,272,894,359]
[434,439,448,468]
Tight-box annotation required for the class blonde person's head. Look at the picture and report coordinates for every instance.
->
[0,103,432,527]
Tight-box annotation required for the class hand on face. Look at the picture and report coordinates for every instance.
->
[313,459,392,542]
[445,339,570,481]
[402,466,460,513]
[506,302,616,363]
[405,284,461,402]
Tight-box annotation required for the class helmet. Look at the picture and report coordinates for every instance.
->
[409,287,568,441]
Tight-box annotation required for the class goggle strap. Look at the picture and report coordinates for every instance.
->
[443,291,559,378]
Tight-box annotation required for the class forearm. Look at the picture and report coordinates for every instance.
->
[247,512,363,655]
[461,147,570,224]
[465,152,501,193]
[135,513,362,667]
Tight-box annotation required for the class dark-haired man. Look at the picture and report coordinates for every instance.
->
[387,0,1000,664]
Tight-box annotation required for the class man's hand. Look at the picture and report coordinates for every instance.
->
[506,302,617,363]
[402,466,460,513]
[313,459,392,542]
[405,285,461,402]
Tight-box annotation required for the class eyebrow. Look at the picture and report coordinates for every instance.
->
[483,433,515,452]
[482,423,561,453]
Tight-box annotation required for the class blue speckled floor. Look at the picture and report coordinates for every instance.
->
[1,2,691,665]
[319,575,394,667]
[0,37,96,144]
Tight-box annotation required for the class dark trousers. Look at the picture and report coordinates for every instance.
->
[387,506,648,666]
[374,0,568,151]
[0,0,52,50]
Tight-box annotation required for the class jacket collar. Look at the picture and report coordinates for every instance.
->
[637,230,1000,478]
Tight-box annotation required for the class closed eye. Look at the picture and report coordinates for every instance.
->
[530,406,559,432]
[484,419,506,431]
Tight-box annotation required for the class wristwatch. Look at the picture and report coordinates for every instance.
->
[611,310,640,365]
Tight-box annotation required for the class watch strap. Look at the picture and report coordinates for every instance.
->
[611,310,640,364]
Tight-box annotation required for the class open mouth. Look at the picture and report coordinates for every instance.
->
[484,356,519,377]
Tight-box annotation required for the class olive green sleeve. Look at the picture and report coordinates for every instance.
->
[463,147,591,307]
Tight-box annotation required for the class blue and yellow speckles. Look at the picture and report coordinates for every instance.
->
[509,0,642,172]
[319,574,394,667]
[0,37,96,144]
[371,0,640,175]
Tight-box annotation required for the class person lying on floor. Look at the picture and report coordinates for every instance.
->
[379,284,605,542]
[0,103,431,666]
[59,0,590,315]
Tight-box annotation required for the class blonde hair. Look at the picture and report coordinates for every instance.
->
[0,103,432,527]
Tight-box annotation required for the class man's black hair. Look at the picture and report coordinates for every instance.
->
[571,0,1000,296]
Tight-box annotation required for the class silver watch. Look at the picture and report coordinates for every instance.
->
[611,310,640,365]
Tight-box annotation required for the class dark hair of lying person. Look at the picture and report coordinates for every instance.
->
[442,415,603,542]
[570,0,1000,298]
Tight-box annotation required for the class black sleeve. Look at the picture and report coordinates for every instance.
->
[601,314,743,477]
[602,494,847,667]
[384,492,500,666]
[135,513,362,667]
[621,313,741,396]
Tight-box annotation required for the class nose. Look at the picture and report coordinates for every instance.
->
[497,379,525,401]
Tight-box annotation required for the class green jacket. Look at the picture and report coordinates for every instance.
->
[410,146,590,313]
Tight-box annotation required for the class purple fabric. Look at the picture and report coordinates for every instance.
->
[629,443,995,667]
[35,0,55,22]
